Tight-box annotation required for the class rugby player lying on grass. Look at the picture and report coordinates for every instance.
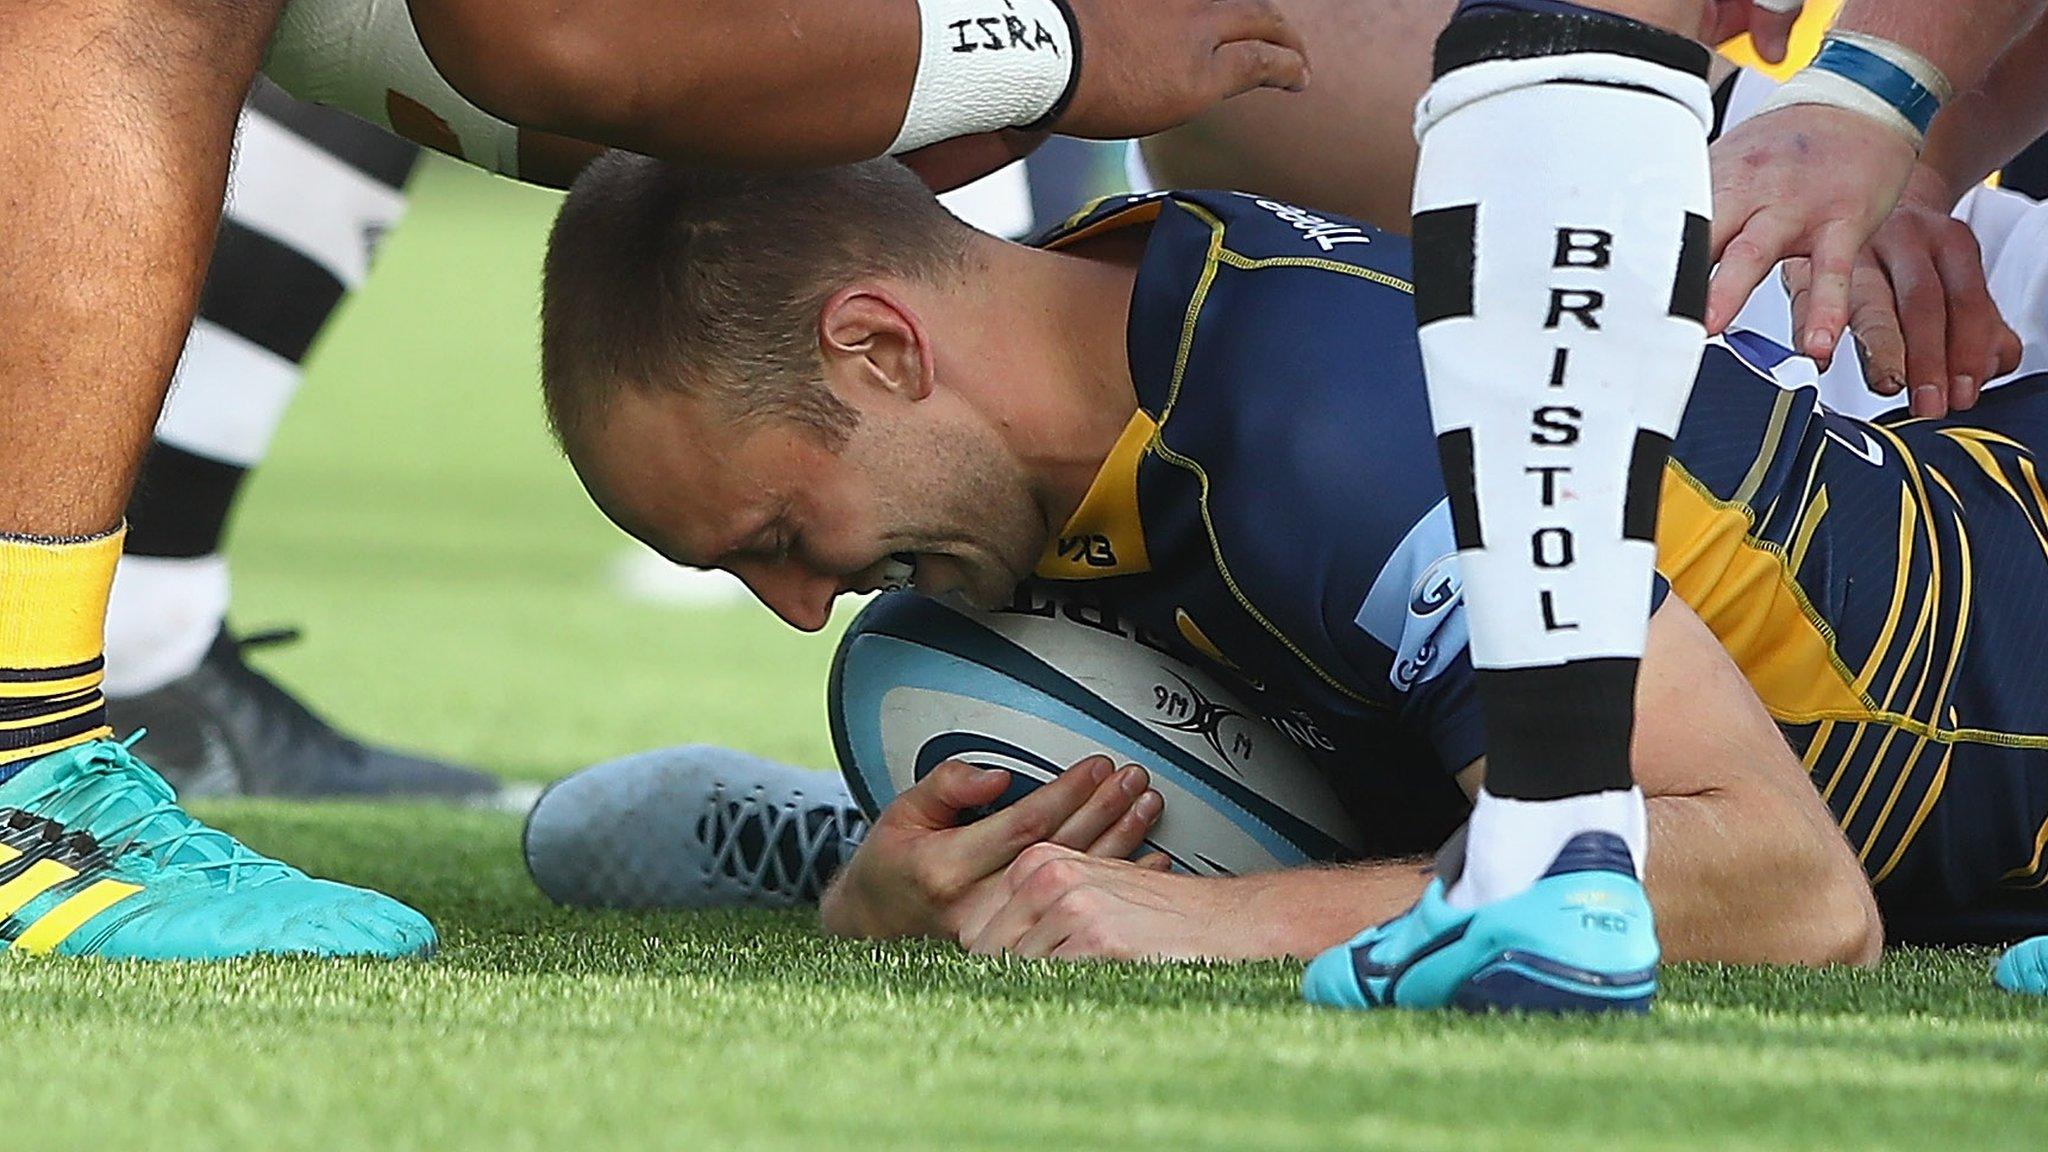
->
[540,154,2048,977]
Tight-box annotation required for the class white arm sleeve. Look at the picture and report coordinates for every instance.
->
[262,0,523,177]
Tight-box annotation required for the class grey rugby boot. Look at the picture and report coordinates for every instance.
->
[106,628,511,806]
[523,745,867,909]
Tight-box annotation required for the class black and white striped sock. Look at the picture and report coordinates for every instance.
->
[105,81,420,698]
[1410,2,1711,907]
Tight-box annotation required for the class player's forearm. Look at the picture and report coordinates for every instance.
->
[1642,792,1882,967]
[1918,12,2048,204]
[1141,0,1449,232]
[413,0,920,167]
[1194,862,1434,960]
[1835,0,2047,103]
[1210,794,1883,967]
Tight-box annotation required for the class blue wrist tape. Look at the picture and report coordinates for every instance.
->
[1809,37,1943,137]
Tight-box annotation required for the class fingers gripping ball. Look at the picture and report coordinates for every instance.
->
[829,590,1367,878]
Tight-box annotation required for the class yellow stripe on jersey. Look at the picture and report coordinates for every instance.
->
[2004,814,2048,887]
[1657,463,1871,721]
[1852,488,1918,699]
[1922,469,1975,724]
[0,859,78,920]
[1863,424,1945,713]
[1947,428,2048,566]
[1840,483,1962,835]
[1869,741,1953,885]
[2018,456,2048,531]
[1786,485,1830,575]
[13,879,143,954]
[1821,718,1880,804]
[1858,735,1932,863]
[1037,411,1157,580]
[1732,388,1798,509]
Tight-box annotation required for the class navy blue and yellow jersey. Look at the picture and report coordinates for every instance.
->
[1028,189,2048,934]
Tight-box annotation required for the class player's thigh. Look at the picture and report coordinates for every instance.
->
[1140,0,1451,231]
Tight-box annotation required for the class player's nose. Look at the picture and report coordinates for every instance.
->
[735,565,838,632]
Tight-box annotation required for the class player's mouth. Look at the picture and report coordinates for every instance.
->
[853,551,997,604]
[876,552,918,593]
[845,552,920,596]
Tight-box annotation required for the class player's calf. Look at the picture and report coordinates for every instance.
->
[1409,0,1712,907]
[1320,0,1716,1012]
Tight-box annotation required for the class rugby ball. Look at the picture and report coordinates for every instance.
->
[828,591,1366,877]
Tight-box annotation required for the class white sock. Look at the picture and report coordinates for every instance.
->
[1445,787,1647,910]
[103,555,230,697]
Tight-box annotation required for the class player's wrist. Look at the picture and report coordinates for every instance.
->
[887,0,1080,155]
[1900,160,1970,216]
[1757,33,1953,153]
[817,846,900,939]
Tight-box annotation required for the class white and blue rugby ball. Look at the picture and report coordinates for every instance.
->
[828,592,1366,877]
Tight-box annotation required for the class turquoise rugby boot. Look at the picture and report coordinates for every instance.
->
[1994,936,2048,995]
[0,734,435,960]
[1303,832,1658,1013]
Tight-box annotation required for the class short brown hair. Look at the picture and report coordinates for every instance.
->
[541,152,971,446]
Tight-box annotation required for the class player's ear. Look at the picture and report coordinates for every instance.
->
[818,286,933,403]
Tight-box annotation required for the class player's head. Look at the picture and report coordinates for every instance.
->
[541,153,1057,632]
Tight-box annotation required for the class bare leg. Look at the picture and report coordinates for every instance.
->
[0,0,284,770]
[1143,0,1455,231]
[0,0,285,533]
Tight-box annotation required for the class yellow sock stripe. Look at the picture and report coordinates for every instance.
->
[0,694,105,733]
[13,878,143,954]
[0,527,123,672]
[0,670,104,701]
[0,859,78,920]
[0,725,113,768]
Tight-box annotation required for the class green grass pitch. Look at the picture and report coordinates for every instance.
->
[3,159,2043,1150]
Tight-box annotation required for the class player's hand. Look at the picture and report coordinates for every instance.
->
[1707,1,1803,66]
[898,129,1048,194]
[1708,102,1919,365]
[817,755,1164,941]
[1780,165,2021,417]
[1050,0,1309,141]
[961,843,1257,961]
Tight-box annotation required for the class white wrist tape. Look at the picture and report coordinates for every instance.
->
[888,0,1079,155]
[1834,30,1955,105]
[1753,67,1926,149]
[1749,0,1805,15]
[263,0,523,177]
